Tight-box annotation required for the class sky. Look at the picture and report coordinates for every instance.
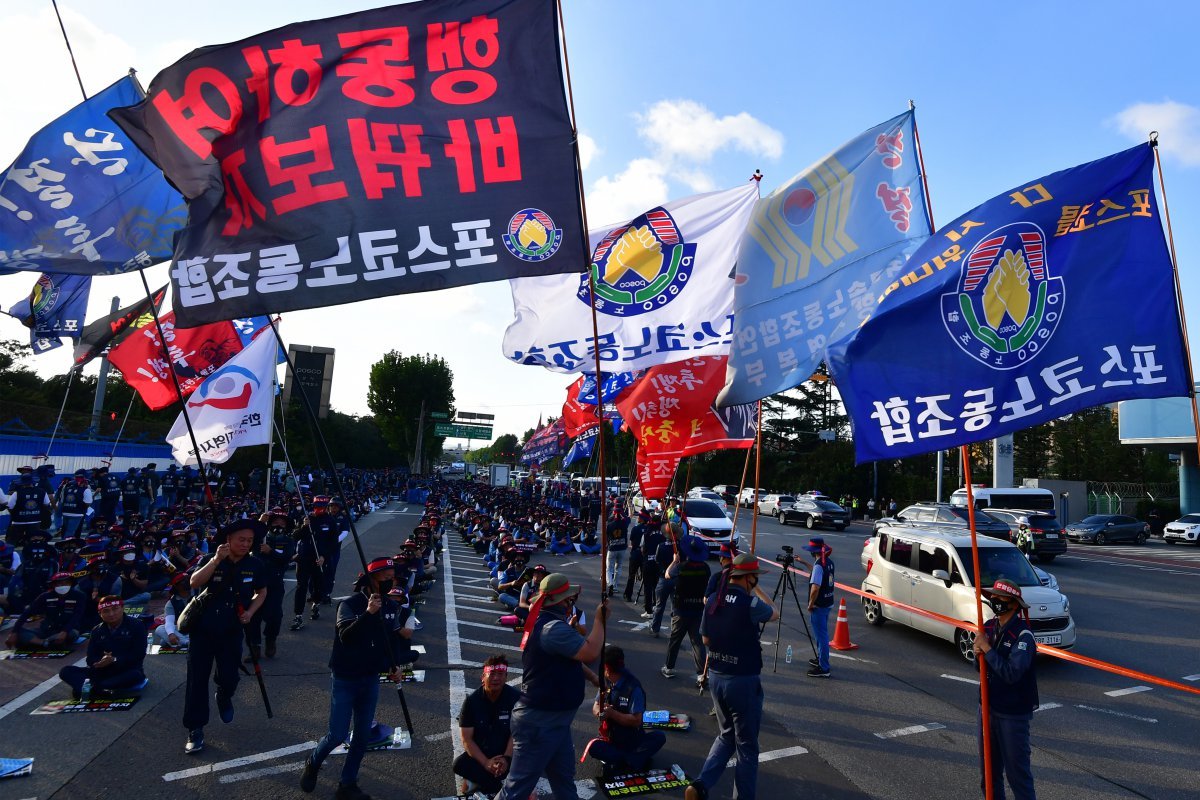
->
[2,0,1199,451]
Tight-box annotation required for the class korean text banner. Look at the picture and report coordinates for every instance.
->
[519,417,566,466]
[6,273,92,354]
[830,144,1188,463]
[73,285,167,367]
[108,311,253,410]
[504,182,758,373]
[577,370,638,405]
[167,327,277,465]
[0,76,186,276]
[562,376,596,438]
[719,111,931,407]
[616,356,756,500]
[563,426,598,468]
[110,0,584,327]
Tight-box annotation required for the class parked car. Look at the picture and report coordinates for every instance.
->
[781,497,850,530]
[983,508,1068,563]
[737,487,758,508]
[1163,513,1200,546]
[686,488,730,515]
[682,499,739,555]
[1065,514,1150,545]
[861,526,1076,663]
[710,484,739,505]
[627,491,661,516]
[757,494,796,518]
[873,502,1013,540]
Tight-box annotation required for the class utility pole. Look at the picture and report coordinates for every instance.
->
[412,397,426,475]
[88,296,120,439]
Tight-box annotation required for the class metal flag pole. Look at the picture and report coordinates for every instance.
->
[264,376,277,512]
[44,368,76,459]
[1149,133,1200,469]
[961,448,994,800]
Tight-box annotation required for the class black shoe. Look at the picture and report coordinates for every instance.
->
[290,615,304,631]
[216,691,235,723]
[184,728,205,755]
[310,605,320,621]
[807,667,831,678]
[299,757,319,792]
[808,657,820,668]
[335,783,372,800]
[265,638,277,658]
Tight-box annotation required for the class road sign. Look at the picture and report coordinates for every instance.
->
[430,411,450,420]
[435,423,493,440]
[457,411,495,422]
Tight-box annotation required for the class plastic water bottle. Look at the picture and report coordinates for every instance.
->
[785,645,793,664]
[81,679,92,701]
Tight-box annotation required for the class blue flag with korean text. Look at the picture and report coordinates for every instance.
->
[0,75,185,276]
[563,426,598,467]
[830,144,1188,463]
[718,111,931,407]
[577,371,639,405]
[5,272,92,354]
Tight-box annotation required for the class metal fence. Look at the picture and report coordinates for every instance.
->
[1086,481,1178,516]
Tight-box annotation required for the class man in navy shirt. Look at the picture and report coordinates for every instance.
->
[804,537,836,678]
[59,595,146,698]
[455,654,520,795]
[588,644,665,774]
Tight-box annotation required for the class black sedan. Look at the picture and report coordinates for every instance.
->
[1065,514,1150,545]
[780,498,850,530]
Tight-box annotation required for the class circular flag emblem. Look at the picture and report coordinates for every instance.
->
[578,207,697,317]
[502,209,563,262]
[941,222,1065,370]
[29,275,60,317]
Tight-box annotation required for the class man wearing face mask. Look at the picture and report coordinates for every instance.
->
[248,509,293,659]
[6,572,86,649]
[59,595,147,698]
[685,554,778,800]
[300,557,405,800]
[116,544,151,606]
[3,466,51,546]
[972,579,1039,800]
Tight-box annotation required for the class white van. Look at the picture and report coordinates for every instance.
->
[949,486,1055,513]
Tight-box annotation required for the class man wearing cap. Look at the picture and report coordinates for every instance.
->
[705,543,736,601]
[972,579,1039,800]
[160,465,180,510]
[497,573,608,800]
[247,509,293,659]
[686,554,778,800]
[58,470,93,539]
[182,520,268,755]
[454,654,519,795]
[301,557,406,800]
[589,644,666,775]
[804,537,836,678]
[155,572,192,649]
[59,595,147,699]
[119,467,144,527]
[660,536,711,683]
[5,571,87,649]
[3,466,51,546]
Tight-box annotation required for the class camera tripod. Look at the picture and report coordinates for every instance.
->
[761,554,820,673]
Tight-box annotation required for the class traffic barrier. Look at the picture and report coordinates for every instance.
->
[830,598,858,651]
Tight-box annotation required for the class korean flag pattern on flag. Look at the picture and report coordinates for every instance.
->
[829,144,1190,464]
[503,182,758,373]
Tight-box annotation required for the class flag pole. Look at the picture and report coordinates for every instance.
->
[44,367,76,459]
[1149,133,1200,470]
[962,448,994,800]
[729,443,754,538]
[264,375,277,512]
[750,400,763,554]
[51,0,87,100]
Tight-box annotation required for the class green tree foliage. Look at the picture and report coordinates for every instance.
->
[465,433,520,465]
[367,351,455,471]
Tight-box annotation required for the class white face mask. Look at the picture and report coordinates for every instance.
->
[122,552,136,562]
[54,585,71,595]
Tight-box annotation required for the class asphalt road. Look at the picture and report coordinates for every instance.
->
[1,502,1197,800]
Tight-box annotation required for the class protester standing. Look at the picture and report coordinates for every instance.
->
[660,536,710,684]
[804,537,835,678]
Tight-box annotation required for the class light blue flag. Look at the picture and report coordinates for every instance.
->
[717,111,931,406]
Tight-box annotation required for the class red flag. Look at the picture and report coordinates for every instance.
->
[562,377,600,438]
[617,357,756,500]
[108,312,243,410]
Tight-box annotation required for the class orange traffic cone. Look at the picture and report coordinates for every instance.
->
[830,598,859,651]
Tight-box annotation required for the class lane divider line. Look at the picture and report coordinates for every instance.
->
[941,673,981,686]
[874,722,946,739]
[1075,704,1157,723]
[219,761,305,784]
[725,745,808,767]
[0,657,86,721]
[460,637,521,653]
[162,741,317,782]
[1105,685,1153,697]
[1034,702,1063,712]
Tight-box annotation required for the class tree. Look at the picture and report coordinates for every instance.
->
[367,352,455,472]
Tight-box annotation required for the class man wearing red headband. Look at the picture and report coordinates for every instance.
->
[58,595,147,699]
[454,654,519,795]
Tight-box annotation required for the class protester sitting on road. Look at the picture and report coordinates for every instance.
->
[59,595,147,699]
[454,654,520,796]
[77,557,122,630]
[154,572,192,648]
[547,526,575,556]
[589,644,666,775]
[574,524,601,555]
[496,560,530,610]
[116,544,152,606]
[6,571,86,649]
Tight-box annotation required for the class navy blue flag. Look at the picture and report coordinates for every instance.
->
[563,426,598,467]
[0,76,186,276]
[6,273,92,354]
[110,0,585,327]
[72,284,166,367]
[578,371,639,405]
[830,145,1189,463]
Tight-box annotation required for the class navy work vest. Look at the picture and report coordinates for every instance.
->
[10,483,44,524]
[984,616,1040,716]
[704,585,762,676]
[520,608,584,712]
[814,557,836,608]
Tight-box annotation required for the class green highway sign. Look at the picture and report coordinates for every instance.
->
[434,422,493,440]
[430,411,450,419]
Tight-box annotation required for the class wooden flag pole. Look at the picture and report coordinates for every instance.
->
[729,443,754,540]
[1150,133,1200,469]
[750,400,763,554]
[962,448,994,800]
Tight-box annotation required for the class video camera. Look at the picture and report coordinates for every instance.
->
[777,544,795,565]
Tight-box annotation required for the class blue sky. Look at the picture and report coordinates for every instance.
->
[1,0,1198,449]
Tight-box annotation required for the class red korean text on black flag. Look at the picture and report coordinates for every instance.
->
[110,0,585,327]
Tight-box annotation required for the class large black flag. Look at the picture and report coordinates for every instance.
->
[72,284,167,367]
[110,0,585,327]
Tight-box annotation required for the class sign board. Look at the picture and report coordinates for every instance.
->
[457,411,496,422]
[435,423,493,440]
[430,412,450,420]
[283,345,335,419]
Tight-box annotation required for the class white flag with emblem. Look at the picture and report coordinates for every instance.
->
[502,182,758,374]
[166,328,277,465]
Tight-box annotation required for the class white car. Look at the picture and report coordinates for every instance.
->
[686,488,730,515]
[682,499,739,556]
[757,493,796,518]
[1163,513,1200,545]
[737,487,759,508]
[861,526,1076,663]
[628,491,661,516]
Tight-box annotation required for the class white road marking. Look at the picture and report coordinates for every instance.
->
[0,657,86,721]
[218,761,305,783]
[1105,685,1153,697]
[940,673,980,686]
[874,722,946,739]
[161,741,317,781]
[455,596,498,607]
[449,669,468,759]
[462,577,491,585]
[725,744,807,767]
[460,637,521,653]
[454,566,493,575]
[1035,703,1063,712]
[1075,704,1157,723]
[534,778,598,798]
[829,652,877,664]
[618,619,652,631]
[425,730,453,742]
[443,539,461,665]
[1182,674,1200,682]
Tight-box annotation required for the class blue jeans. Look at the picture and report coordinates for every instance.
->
[606,549,624,586]
[697,673,763,799]
[311,674,381,786]
[497,706,577,800]
[979,710,1036,800]
[650,576,675,634]
[810,606,830,671]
